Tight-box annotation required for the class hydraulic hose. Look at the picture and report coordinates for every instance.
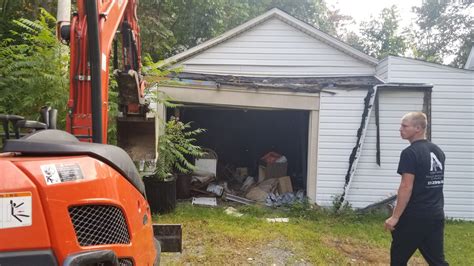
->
[85,0,103,143]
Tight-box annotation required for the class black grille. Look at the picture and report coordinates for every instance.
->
[119,258,134,266]
[69,205,130,246]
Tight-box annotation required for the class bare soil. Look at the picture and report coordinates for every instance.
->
[162,235,428,265]
[161,237,297,265]
[323,237,427,265]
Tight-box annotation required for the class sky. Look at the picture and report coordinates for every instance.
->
[325,0,423,33]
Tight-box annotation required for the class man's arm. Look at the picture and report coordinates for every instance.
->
[384,173,414,231]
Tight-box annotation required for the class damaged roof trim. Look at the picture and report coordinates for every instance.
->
[166,73,382,93]
[338,83,433,210]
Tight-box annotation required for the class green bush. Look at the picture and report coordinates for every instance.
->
[151,117,206,180]
[0,8,68,126]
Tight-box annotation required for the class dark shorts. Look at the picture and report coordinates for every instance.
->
[390,215,448,266]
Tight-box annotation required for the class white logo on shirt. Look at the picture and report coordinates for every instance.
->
[430,152,443,171]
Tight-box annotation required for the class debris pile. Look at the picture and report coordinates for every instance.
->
[185,151,307,208]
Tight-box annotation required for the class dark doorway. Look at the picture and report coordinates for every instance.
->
[170,104,309,190]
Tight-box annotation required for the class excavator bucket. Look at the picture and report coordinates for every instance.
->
[116,117,155,161]
[116,70,145,109]
[153,224,182,252]
[115,67,157,162]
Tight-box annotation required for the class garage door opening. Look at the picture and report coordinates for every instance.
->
[170,104,310,192]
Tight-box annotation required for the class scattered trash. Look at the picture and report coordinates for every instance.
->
[195,148,218,176]
[265,190,305,207]
[190,188,214,197]
[258,152,288,182]
[275,156,287,163]
[185,152,308,210]
[235,167,248,177]
[246,186,270,202]
[266,218,289,223]
[192,197,217,207]
[246,178,279,202]
[189,169,216,196]
[223,192,255,205]
[221,181,233,194]
[206,183,224,196]
[192,169,215,185]
[261,152,285,164]
[224,207,243,217]
[241,176,255,192]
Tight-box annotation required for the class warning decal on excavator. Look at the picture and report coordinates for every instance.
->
[40,163,84,185]
[56,163,84,182]
[0,192,32,229]
[40,164,61,185]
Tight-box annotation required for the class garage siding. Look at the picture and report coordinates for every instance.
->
[180,18,375,77]
[384,56,474,220]
[376,58,389,81]
[316,89,424,208]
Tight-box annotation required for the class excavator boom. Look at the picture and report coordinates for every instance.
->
[57,0,146,144]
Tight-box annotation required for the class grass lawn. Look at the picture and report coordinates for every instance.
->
[156,202,473,265]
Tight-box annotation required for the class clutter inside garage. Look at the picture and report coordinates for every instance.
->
[169,104,310,206]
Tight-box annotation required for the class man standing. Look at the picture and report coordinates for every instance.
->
[385,112,448,265]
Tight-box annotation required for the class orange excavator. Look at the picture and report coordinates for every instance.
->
[0,0,177,265]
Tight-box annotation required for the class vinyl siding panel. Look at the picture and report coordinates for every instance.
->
[179,18,375,76]
[316,88,424,208]
[386,56,474,220]
[376,58,389,81]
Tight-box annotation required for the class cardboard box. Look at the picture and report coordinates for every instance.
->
[277,176,293,194]
[258,161,288,182]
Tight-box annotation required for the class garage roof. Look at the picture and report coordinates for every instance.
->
[162,8,378,69]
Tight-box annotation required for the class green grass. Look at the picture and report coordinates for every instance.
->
[155,202,474,265]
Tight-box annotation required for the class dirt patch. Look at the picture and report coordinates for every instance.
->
[248,239,311,265]
[323,236,387,264]
[161,234,427,265]
[323,236,427,265]
[161,237,308,265]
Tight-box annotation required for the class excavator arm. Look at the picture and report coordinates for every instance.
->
[57,0,146,144]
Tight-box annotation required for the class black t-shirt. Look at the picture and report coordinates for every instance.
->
[397,139,445,219]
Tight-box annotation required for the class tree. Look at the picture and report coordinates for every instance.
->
[412,0,473,67]
[343,31,366,53]
[0,9,68,125]
[246,0,339,35]
[0,0,57,39]
[358,5,408,59]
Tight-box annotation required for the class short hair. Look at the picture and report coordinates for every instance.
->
[402,112,427,130]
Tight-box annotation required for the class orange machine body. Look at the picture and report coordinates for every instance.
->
[0,154,156,265]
